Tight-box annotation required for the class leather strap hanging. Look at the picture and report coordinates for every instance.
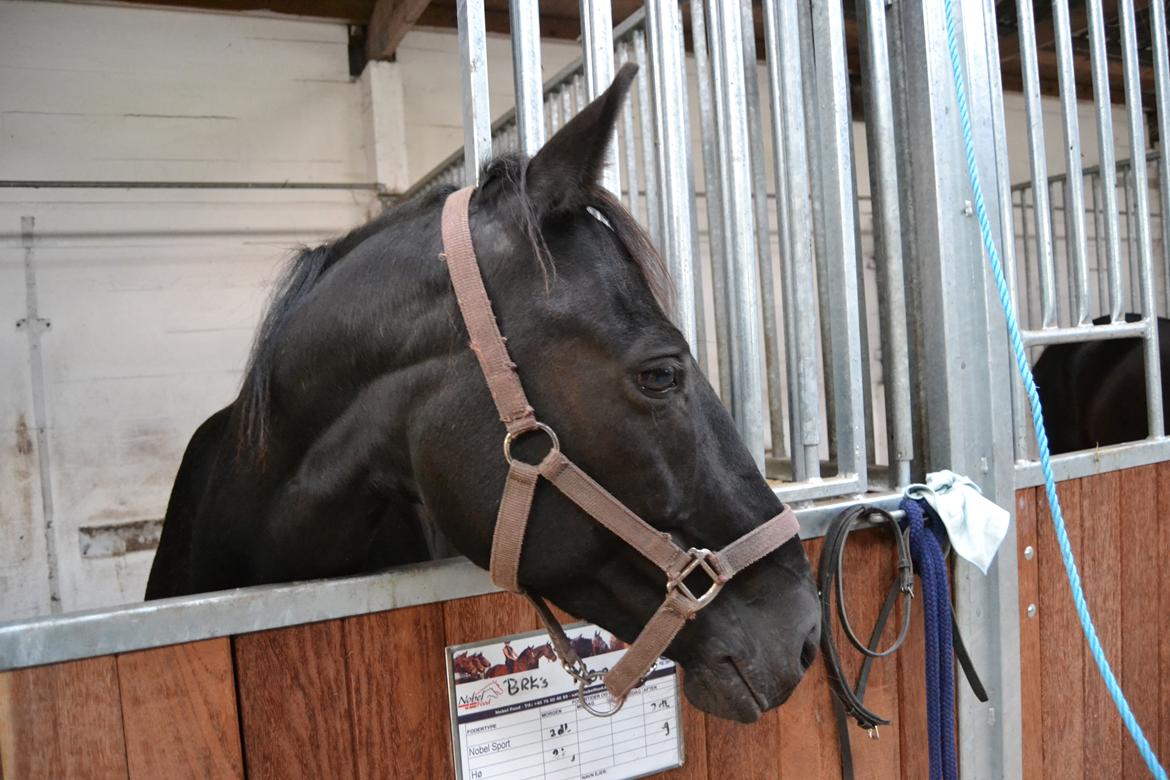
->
[440,186,800,711]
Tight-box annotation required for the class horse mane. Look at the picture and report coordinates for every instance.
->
[235,153,671,464]
[234,190,450,463]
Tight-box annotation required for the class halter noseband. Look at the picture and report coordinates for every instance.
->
[440,186,800,714]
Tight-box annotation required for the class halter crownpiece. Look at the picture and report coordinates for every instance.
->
[440,185,800,712]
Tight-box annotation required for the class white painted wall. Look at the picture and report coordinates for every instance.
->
[0,0,379,617]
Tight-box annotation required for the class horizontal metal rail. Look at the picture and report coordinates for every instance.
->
[1020,319,1148,347]
[1008,150,1162,193]
[1014,437,1170,487]
[0,490,900,671]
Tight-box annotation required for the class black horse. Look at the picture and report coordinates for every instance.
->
[1033,314,1170,454]
[145,66,820,723]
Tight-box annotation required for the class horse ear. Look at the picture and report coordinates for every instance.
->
[525,62,638,214]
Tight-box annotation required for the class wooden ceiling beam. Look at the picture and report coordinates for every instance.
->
[366,0,434,60]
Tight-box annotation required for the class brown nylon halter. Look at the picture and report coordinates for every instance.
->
[440,186,800,713]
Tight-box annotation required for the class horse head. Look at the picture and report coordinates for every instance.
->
[411,65,820,722]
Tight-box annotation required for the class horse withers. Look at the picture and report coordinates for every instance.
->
[146,65,820,723]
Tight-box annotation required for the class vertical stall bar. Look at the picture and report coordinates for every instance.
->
[457,0,492,184]
[1015,0,1058,328]
[707,0,765,466]
[890,0,1021,774]
[808,0,866,483]
[509,0,545,156]
[689,0,732,395]
[700,0,736,403]
[617,45,642,220]
[580,0,620,195]
[1119,0,1164,439]
[1086,0,1125,322]
[1153,2,1170,316]
[1125,166,1138,307]
[763,0,819,482]
[645,0,699,351]
[860,0,913,486]
[795,0,833,477]
[1094,171,1107,314]
[739,0,787,462]
[632,32,663,260]
[1052,0,1091,324]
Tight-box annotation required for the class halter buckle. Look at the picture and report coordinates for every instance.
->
[667,548,725,610]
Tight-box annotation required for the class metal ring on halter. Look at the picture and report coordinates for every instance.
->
[666,548,725,609]
[577,678,626,717]
[503,422,560,465]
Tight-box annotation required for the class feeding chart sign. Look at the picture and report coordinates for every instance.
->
[446,624,684,780]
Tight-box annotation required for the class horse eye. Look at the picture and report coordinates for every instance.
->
[638,366,677,395]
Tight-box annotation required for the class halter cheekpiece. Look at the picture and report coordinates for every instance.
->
[440,186,800,714]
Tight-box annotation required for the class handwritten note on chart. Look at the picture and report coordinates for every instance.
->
[446,624,684,780]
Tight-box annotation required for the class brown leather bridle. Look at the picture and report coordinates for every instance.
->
[440,186,800,715]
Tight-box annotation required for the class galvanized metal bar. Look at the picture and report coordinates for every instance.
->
[645,0,699,351]
[579,0,620,195]
[1014,437,1170,488]
[1021,184,1036,329]
[1015,0,1058,328]
[1051,0,1091,324]
[689,0,731,394]
[1093,171,1107,314]
[706,0,765,466]
[508,0,545,156]
[1021,319,1147,347]
[799,0,833,476]
[859,0,912,485]
[700,0,736,403]
[808,0,866,484]
[1125,165,1138,308]
[1153,1,1170,319]
[1086,0,1125,321]
[18,217,60,613]
[1007,190,1031,459]
[616,45,641,218]
[739,0,786,461]
[457,0,492,183]
[890,0,1021,775]
[1119,0,1164,440]
[676,12,708,382]
[632,32,663,252]
[763,0,818,482]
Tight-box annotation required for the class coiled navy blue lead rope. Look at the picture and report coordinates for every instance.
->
[900,497,958,780]
[940,0,1167,776]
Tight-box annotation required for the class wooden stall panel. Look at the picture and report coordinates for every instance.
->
[777,539,842,780]
[1119,466,1161,779]
[442,591,542,646]
[1080,471,1122,777]
[344,604,452,780]
[1158,462,1170,765]
[1037,478,1084,779]
[234,621,356,780]
[117,637,243,780]
[1015,487,1043,780]
[0,656,127,779]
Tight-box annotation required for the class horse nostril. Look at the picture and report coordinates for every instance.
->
[800,634,818,671]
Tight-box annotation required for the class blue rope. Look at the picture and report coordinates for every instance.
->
[940,1,1168,776]
[901,497,958,780]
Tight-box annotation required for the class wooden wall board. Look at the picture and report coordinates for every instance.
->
[0,656,128,779]
[1080,471,1123,778]
[117,637,243,780]
[233,621,357,779]
[1118,466,1160,778]
[1158,462,1170,764]
[1015,487,1044,780]
[343,604,453,780]
[1037,478,1085,779]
